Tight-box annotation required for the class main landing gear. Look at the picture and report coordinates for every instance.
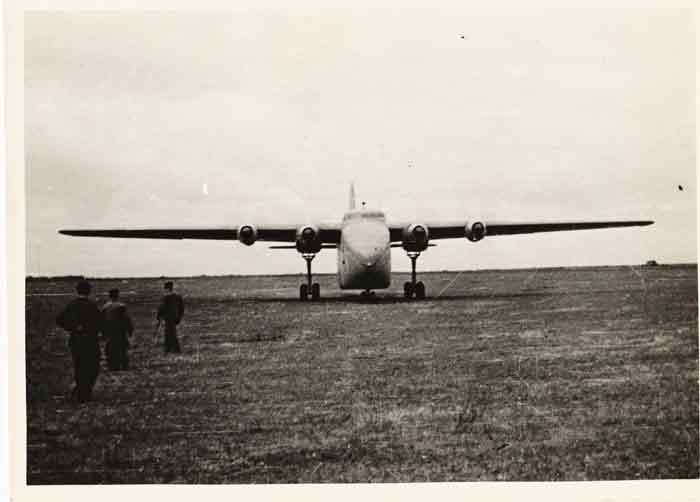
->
[299,253,320,301]
[403,251,426,300]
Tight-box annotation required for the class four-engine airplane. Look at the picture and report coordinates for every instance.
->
[60,184,653,300]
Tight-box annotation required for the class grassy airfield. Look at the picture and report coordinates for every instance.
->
[24,265,698,483]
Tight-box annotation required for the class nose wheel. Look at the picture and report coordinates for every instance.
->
[403,251,426,300]
[299,253,320,301]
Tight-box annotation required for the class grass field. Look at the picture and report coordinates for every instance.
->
[24,265,698,483]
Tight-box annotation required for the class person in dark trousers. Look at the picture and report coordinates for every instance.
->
[101,288,134,370]
[157,281,185,353]
[55,279,102,403]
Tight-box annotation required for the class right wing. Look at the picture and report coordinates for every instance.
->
[474,220,655,237]
[59,224,342,243]
[388,220,654,241]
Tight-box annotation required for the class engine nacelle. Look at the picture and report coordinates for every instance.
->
[296,225,322,253]
[465,221,486,242]
[237,224,258,246]
[402,223,430,252]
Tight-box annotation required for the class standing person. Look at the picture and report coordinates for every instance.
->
[101,288,134,370]
[55,279,102,403]
[157,281,185,354]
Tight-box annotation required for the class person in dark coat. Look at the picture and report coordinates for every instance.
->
[157,281,185,353]
[55,280,102,403]
[101,288,134,370]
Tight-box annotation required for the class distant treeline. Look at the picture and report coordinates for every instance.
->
[25,273,336,281]
[24,263,698,282]
[27,275,87,281]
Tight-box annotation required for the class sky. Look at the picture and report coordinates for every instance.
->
[24,9,696,277]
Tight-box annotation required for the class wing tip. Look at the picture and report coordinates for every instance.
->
[59,229,94,236]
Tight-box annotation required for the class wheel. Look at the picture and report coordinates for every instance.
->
[415,281,426,300]
[311,283,320,300]
[404,282,414,298]
[300,283,308,301]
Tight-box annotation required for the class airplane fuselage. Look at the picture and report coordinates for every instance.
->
[337,209,391,290]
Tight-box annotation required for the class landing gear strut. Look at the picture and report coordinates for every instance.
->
[403,251,426,300]
[299,253,320,301]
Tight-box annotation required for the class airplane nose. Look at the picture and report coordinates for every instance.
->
[362,246,383,268]
[344,222,389,268]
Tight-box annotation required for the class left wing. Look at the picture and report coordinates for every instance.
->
[388,220,653,242]
[59,224,342,243]
[59,227,239,240]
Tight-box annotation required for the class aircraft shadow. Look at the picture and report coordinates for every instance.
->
[231,291,550,305]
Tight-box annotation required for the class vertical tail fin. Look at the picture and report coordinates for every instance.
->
[349,182,356,210]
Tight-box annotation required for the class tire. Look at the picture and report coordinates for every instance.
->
[404,282,414,298]
[415,281,426,300]
[300,284,308,301]
[311,283,320,301]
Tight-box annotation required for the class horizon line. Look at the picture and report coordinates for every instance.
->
[25,262,697,281]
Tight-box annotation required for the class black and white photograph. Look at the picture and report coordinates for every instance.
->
[7,4,699,497]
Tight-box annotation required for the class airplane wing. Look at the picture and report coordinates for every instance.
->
[388,220,653,242]
[59,225,342,243]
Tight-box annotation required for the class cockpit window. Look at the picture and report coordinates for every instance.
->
[343,210,386,221]
[363,211,384,219]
